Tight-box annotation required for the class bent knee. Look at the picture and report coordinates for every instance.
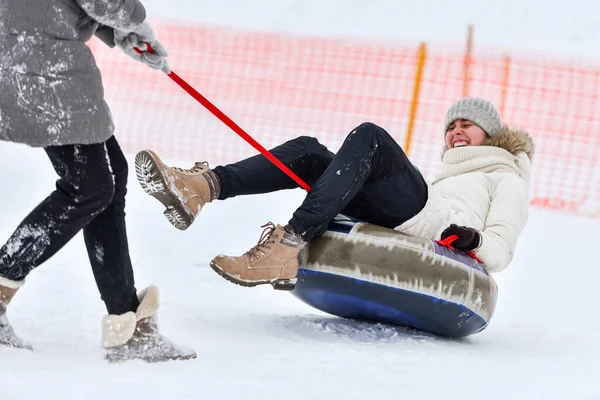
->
[352,122,385,135]
[347,122,395,145]
[291,136,330,155]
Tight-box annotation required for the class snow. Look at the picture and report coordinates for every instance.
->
[2,1,600,399]
[1,141,599,400]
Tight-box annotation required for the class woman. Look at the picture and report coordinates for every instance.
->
[135,97,534,289]
[0,0,195,362]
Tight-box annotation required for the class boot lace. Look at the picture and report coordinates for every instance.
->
[173,161,209,174]
[245,222,278,262]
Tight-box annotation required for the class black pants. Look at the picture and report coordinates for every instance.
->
[0,136,139,315]
[214,122,428,241]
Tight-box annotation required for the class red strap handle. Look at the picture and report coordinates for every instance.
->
[435,235,483,263]
[132,43,312,191]
[133,43,152,54]
[436,234,459,250]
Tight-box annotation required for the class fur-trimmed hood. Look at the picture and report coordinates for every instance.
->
[484,126,535,160]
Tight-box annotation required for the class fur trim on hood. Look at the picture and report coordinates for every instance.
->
[443,125,535,160]
[484,126,535,160]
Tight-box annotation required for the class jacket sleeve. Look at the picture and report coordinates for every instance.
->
[473,175,529,272]
[75,0,146,31]
[94,24,116,48]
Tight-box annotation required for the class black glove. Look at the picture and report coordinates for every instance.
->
[440,224,481,251]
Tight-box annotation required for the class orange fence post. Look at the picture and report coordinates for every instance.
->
[405,42,427,156]
[462,24,474,97]
[499,55,511,118]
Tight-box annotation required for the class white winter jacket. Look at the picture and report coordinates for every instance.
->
[395,127,535,272]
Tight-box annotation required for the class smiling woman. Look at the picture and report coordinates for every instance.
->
[444,97,503,149]
[446,120,487,147]
[134,96,534,294]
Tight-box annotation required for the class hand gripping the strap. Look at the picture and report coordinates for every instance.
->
[440,224,481,251]
[436,224,483,263]
[114,20,170,73]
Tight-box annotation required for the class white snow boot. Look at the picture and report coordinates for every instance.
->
[0,277,32,350]
[101,286,196,363]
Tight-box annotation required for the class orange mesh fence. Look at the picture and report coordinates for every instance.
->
[89,22,600,217]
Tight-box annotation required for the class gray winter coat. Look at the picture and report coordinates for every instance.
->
[0,0,146,147]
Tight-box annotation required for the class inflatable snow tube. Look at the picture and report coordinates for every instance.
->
[291,216,498,338]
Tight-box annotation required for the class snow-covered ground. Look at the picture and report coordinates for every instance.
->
[1,142,599,400]
[2,1,600,399]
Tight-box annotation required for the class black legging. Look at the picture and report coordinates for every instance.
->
[0,136,139,315]
[214,122,428,241]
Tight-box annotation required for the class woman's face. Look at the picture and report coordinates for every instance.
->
[445,119,487,148]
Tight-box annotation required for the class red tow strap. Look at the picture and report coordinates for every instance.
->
[133,43,312,191]
[435,235,483,263]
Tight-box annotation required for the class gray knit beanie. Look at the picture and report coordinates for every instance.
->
[444,97,502,137]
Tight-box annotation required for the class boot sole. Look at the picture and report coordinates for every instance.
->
[209,260,297,291]
[134,150,196,231]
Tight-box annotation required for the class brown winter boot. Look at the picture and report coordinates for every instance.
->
[210,223,306,290]
[134,149,221,230]
[101,286,196,363]
[0,277,32,350]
